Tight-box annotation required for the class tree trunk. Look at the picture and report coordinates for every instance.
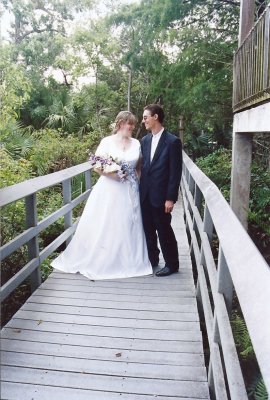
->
[127,65,132,111]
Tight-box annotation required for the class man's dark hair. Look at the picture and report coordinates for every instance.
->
[144,104,165,124]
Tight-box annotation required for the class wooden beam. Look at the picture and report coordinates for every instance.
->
[238,0,255,45]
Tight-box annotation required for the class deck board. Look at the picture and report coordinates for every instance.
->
[1,197,210,399]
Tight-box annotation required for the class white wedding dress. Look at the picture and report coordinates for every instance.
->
[51,135,152,280]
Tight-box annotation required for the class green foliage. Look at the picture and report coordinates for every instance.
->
[0,46,32,137]
[0,149,34,189]
[40,256,55,282]
[28,129,100,175]
[249,165,270,236]
[196,148,270,258]
[1,125,36,159]
[37,189,64,246]
[195,148,231,200]
[231,315,268,400]
[0,150,34,284]
[231,315,255,360]
[107,0,238,142]
[248,374,268,400]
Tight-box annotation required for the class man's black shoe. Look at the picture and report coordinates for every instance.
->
[155,266,178,277]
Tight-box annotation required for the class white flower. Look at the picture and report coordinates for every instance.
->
[104,163,120,173]
[95,161,103,169]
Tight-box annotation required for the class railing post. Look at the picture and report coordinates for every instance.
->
[263,6,270,90]
[85,169,91,191]
[25,194,41,293]
[194,185,202,212]
[63,179,72,245]
[217,249,233,314]
[188,174,195,195]
[203,205,214,241]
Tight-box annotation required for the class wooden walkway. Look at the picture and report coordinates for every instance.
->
[1,199,210,400]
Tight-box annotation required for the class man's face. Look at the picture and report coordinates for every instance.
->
[142,110,157,131]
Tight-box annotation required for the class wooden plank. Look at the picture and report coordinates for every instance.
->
[51,270,194,281]
[1,382,209,400]
[48,274,194,286]
[1,339,205,366]
[2,328,203,353]
[43,278,195,291]
[39,281,195,297]
[31,288,196,304]
[9,309,201,331]
[1,351,207,380]
[5,318,203,341]
[21,302,199,322]
[1,366,210,398]
[28,294,198,313]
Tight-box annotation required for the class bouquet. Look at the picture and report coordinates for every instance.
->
[89,153,135,183]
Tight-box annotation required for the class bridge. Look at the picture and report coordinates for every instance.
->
[1,2,270,398]
[1,150,269,400]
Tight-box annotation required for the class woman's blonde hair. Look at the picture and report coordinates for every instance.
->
[112,111,137,134]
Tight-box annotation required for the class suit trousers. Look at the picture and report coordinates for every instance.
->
[141,196,179,269]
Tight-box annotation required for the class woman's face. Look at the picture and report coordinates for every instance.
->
[121,120,135,135]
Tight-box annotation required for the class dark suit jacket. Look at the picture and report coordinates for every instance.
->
[140,130,182,208]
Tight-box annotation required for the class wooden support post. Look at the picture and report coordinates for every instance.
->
[63,179,72,245]
[194,185,203,212]
[179,115,184,145]
[239,0,255,45]
[25,194,41,293]
[203,205,214,241]
[85,170,91,191]
[263,7,270,90]
[217,249,233,314]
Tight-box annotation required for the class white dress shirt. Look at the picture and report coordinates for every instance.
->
[150,128,164,161]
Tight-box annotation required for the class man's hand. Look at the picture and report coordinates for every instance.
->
[165,200,174,213]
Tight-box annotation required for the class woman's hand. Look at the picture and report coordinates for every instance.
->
[94,168,121,181]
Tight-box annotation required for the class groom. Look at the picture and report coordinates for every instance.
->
[140,104,182,277]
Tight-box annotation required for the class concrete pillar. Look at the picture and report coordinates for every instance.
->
[238,0,255,45]
[231,0,255,230]
[230,132,253,230]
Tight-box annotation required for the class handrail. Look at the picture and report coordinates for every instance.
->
[181,151,270,399]
[233,4,270,112]
[0,163,92,301]
[0,162,90,207]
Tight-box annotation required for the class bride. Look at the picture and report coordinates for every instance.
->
[51,111,152,280]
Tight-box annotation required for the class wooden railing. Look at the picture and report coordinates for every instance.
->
[0,163,92,302]
[181,151,270,399]
[233,4,270,112]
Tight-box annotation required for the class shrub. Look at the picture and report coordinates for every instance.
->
[29,128,101,175]
[195,148,231,200]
